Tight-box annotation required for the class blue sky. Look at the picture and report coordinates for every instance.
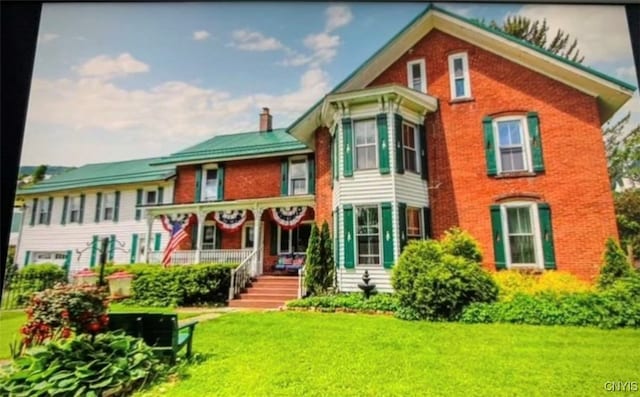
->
[22,2,638,166]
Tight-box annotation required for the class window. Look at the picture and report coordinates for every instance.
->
[103,193,115,220]
[278,223,312,254]
[407,59,426,92]
[11,211,22,233]
[495,117,530,173]
[402,122,418,173]
[138,234,147,259]
[243,225,254,249]
[354,119,377,170]
[37,200,48,225]
[69,196,81,223]
[203,225,216,250]
[145,191,157,205]
[289,159,308,195]
[202,168,218,201]
[502,203,542,268]
[406,207,422,240]
[448,53,471,99]
[356,206,380,266]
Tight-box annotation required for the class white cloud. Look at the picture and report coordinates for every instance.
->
[303,32,341,66]
[229,29,285,51]
[325,4,353,32]
[74,53,149,80]
[39,33,59,43]
[515,5,633,65]
[193,30,211,41]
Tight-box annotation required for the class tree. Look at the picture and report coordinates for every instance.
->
[614,189,640,261]
[304,224,322,296]
[598,237,633,289]
[319,221,335,291]
[603,113,640,189]
[31,164,48,183]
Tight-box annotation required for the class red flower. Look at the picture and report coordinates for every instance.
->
[61,328,71,338]
[61,310,69,319]
[88,322,101,333]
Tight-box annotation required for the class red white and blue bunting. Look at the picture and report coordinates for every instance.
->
[270,206,307,230]
[214,210,247,232]
[160,213,196,233]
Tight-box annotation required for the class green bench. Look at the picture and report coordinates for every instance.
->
[107,313,198,364]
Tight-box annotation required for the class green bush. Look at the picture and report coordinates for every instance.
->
[104,263,236,307]
[392,240,498,321]
[440,227,483,263]
[493,270,592,301]
[598,238,634,289]
[10,264,67,307]
[287,293,399,312]
[0,332,168,396]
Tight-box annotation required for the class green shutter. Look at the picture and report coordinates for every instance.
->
[135,189,143,220]
[538,203,556,269]
[217,165,225,201]
[130,234,139,264]
[194,166,202,202]
[113,191,121,222]
[394,114,404,174]
[490,205,506,269]
[343,205,355,268]
[63,250,72,278]
[381,202,394,268]
[398,203,407,250]
[95,192,102,223]
[90,235,98,268]
[342,118,353,177]
[308,155,315,194]
[24,251,31,266]
[269,222,278,255]
[483,117,497,176]
[215,227,222,249]
[333,208,339,268]
[527,112,545,172]
[30,198,38,226]
[419,124,428,180]
[377,113,390,174]
[61,196,69,225]
[423,207,432,239]
[331,135,336,184]
[46,197,53,225]
[281,159,289,196]
[108,235,116,262]
[157,187,164,204]
[154,233,162,251]
[79,194,85,224]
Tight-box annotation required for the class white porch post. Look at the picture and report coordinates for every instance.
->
[252,208,263,277]
[195,211,205,264]
[144,215,153,264]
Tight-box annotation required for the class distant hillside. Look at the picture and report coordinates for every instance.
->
[18,166,75,178]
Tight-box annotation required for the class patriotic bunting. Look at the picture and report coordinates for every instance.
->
[270,206,307,230]
[214,210,247,232]
[160,213,196,267]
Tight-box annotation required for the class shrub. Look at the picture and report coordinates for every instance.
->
[0,332,168,397]
[493,270,591,300]
[9,264,67,307]
[614,189,640,260]
[304,221,335,296]
[440,227,483,263]
[287,293,399,312]
[598,238,633,289]
[392,240,498,321]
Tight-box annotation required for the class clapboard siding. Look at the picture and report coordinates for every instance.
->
[396,173,429,207]
[337,267,393,293]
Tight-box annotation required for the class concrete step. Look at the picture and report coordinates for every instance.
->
[251,282,298,288]
[228,299,286,309]
[248,286,298,293]
[238,293,297,300]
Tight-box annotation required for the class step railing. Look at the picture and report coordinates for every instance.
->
[229,251,255,301]
[298,265,306,299]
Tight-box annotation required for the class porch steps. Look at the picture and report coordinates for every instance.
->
[228,275,299,309]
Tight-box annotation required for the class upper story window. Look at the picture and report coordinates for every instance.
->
[103,193,115,220]
[202,168,218,202]
[448,52,471,100]
[38,199,49,225]
[406,59,426,93]
[495,117,530,173]
[289,158,308,195]
[145,190,157,205]
[354,119,377,170]
[402,122,418,173]
[406,207,422,240]
[69,196,81,223]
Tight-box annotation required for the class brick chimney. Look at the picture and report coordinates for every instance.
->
[259,107,273,132]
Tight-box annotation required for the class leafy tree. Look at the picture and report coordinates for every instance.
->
[440,227,483,263]
[614,189,640,260]
[31,164,48,183]
[603,113,640,188]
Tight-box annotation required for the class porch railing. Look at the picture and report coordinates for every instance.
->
[229,251,255,301]
[298,265,306,299]
[200,249,253,264]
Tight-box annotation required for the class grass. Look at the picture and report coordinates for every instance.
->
[140,311,640,397]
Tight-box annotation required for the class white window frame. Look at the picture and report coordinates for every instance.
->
[500,202,544,269]
[355,205,381,267]
[493,116,533,174]
[448,52,471,100]
[145,190,157,205]
[37,199,49,225]
[201,164,219,202]
[406,59,427,93]
[202,221,217,250]
[353,118,378,170]
[406,207,423,239]
[402,121,420,173]
[289,157,308,196]
[68,196,81,223]
[277,221,313,255]
[103,192,115,221]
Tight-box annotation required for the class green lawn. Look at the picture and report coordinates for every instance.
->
[140,312,640,397]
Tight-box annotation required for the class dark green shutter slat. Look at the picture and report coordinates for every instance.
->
[217,165,225,201]
[154,233,162,251]
[95,193,102,223]
[490,205,506,269]
[30,198,38,226]
[331,136,336,184]
[215,227,222,250]
[194,166,202,203]
[61,196,69,225]
[333,208,340,268]
[135,189,143,220]
[381,202,394,268]
[109,235,116,262]
[24,251,31,266]
[483,117,497,176]
[269,222,278,255]
[308,155,315,194]
[46,197,53,225]
[157,187,164,204]
[63,250,72,277]
[527,112,545,172]
[343,205,355,268]
[79,194,85,224]
[423,207,432,239]
[90,235,98,268]
[398,203,407,250]
[281,160,289,196]
[113,191,121,222]
[130,234,139,264]
[419,124,428,180]
[342,118,353,177]
[394,114,404,174]
[538,203,556,269]
[376,113,390,174]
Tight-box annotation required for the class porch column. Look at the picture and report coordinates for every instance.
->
[144,214,153,263]
[194,211,205,264]
[252,208,263,277]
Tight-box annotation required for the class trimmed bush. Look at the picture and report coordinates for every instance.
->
[440,227,483,263]
[599,238,634,289]
[493,270,592,301]
[392,240,498,321]
[9,264,67,307]
[287,293,398,313]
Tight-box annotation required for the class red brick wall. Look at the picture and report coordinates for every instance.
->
[224,158,281,200]
[369,30,617,281]
[174,165,197,204]
[314,127,333,229]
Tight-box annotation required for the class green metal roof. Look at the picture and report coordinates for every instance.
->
[152,128,310,165]
[16,157,176,195]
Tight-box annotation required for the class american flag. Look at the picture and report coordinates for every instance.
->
[160,214,195,267]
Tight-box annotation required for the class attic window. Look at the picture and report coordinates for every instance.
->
[448,52,471,100]
[407,59,426,93]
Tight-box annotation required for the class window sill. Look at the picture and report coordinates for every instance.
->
[449,97,475,104]
[506,266,544,275]
[494,171,537,179]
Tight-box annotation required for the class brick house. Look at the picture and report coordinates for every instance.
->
[15,5,635,300]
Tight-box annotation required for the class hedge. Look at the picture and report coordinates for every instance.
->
[287,293,399,313]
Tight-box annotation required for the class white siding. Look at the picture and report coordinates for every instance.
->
[337,267,393,293]
[396,173,429,208]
